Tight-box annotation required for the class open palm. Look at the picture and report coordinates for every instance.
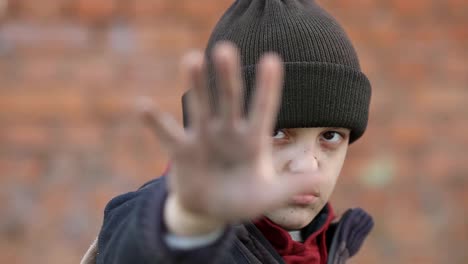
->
[140,43,317,224]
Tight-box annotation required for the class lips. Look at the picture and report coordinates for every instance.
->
[290,193,319,205]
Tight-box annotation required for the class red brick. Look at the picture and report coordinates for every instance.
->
[87,94,133,120]
[442,52,468,81]
[0,155,44,184]
[350,243,381,264]
[173,0,232,25]
[83,90,182,122]
[320,0,379,17]
[0,90,87,122]
[446,0,468,18]
[0,242,23,263]
[386,197,433,243]
[0,124,50,150]
[451,122,468,146]
[423,151,459,183]
[76,0,117,22]
[130,0,168,20]
[0,22,91,55]
[1,0,8,17]
[370,18,400,49]
[391,60,428,82]
[135,25,200,54]
[3,57,77,85]
[450,24,468,45]
[61,122,102,149]
[391,0,433,18]
[70,56,115,86]
[344,26,370,49]
[413,87,467,114]
[8,0,65,20]
[412,25,445,43]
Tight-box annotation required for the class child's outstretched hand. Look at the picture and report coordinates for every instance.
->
[137,42,317,236]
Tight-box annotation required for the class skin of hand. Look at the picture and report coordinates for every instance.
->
[137,42,330,236]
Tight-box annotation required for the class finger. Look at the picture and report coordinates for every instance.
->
[272,144,304,165]
[213,42,244,126]
[248,54,284,141]
[135,96,186,152]
[183,51,210,132]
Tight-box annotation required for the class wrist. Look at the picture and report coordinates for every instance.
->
[164,194,226,237]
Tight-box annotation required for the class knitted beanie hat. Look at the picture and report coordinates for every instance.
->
[181,0,372,143]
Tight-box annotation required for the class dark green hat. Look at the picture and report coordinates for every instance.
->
[182,0,372,143]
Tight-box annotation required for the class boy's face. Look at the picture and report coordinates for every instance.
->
[265,127,350,230]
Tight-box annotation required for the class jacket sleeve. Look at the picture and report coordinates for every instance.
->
[96,176,235,264]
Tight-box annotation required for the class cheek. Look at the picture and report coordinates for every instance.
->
[320,164,341,194]
[317,148,348,196]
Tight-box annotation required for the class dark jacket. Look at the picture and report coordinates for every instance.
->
[95,176,373,264]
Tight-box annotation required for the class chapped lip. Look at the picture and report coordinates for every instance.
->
[290,193,320,205]
[300,190,320,197]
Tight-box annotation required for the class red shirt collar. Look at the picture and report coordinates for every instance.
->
[254,204,335,264]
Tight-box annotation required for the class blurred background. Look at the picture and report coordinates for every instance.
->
[0,0,467,263]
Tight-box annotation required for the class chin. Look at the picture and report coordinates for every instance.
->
[264,205,319,231]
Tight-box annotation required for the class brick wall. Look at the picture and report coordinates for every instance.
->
[0,0,467,263]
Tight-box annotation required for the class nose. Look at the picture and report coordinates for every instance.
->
[287,146,319,173]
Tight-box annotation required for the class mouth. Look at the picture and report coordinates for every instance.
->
[290,192,320,205]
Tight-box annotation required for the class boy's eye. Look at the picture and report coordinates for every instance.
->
[272,129,287,139]
[321,131,343,143]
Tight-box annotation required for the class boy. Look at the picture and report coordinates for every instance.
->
[84,0,373,263]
